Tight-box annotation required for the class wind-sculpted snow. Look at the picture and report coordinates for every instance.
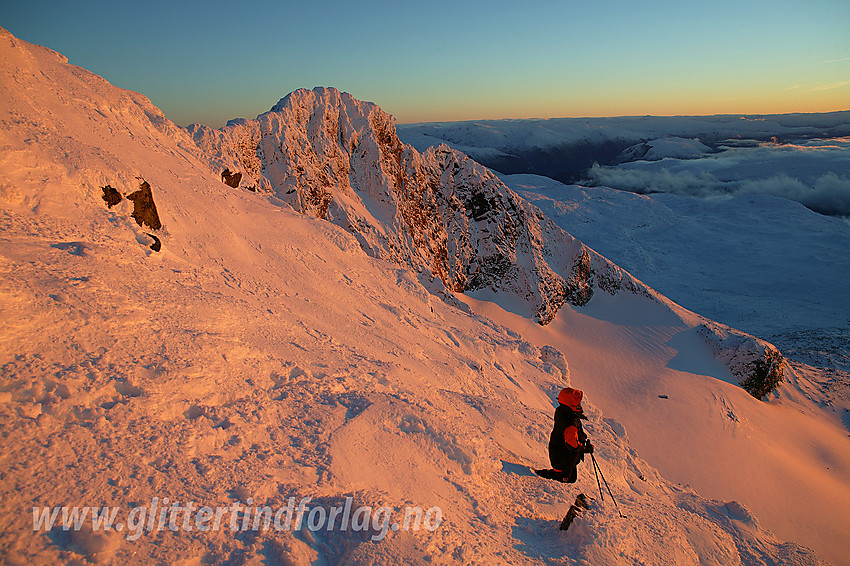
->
[189,87,652,325]
[3,28,849,565]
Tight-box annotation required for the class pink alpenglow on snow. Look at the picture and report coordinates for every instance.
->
[1,28,849,565]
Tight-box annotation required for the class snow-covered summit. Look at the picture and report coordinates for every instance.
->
[616,137,713,162]
[186,86,790,400]
[189,86,653,327]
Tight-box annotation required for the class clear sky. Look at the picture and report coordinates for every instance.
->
[3,0,849,127]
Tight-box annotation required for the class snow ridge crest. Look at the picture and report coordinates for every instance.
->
[190,87,648,324]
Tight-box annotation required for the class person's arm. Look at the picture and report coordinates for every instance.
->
[564,425,581,449]
[565,426,594,453]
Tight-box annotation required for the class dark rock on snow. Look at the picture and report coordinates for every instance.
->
[101,185,122,208]
[126,180,162,230]
[221,168,242,188]
[147,233,161,252]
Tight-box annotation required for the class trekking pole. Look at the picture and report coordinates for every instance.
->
[591,453,626,518]
[592,451,605,503]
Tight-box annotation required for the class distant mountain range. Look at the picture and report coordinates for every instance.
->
[397,111,850,186]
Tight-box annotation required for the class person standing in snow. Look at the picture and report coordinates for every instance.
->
[536,387,593,483]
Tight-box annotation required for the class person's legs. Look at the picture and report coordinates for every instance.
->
[535,467,577,483]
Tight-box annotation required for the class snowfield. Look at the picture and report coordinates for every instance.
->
[502,174,850,372]
[1,27,849,566]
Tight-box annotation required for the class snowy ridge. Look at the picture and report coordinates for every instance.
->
[188,86,655,326]
[1,28,848,565]
[615,137,713,162]
[187,86,790,398]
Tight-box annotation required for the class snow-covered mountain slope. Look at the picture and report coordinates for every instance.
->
[1,27,849,565]
[505,174,850,371]
[187,86,650,327]
[461,291,849,566]
[615,137,713,162]
[507,174,850,475]
[185,86,789,400]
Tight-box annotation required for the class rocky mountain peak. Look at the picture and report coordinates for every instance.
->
[186,87,787,398]
[189,88,660,324]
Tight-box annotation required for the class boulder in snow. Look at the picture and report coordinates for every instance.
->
[126,180,162,230]
[221,168,242,188]
[100,185,122,208]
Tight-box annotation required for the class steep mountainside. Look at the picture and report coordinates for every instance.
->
[2,28,848,565]
[187,87,785,399]
[188,87,650,326]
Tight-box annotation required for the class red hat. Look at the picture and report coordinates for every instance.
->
[558,387,583,409]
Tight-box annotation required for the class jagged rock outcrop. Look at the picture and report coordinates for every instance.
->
[221,168,242,188]
[697,323,785,399]
[101,185,122,208]
[188,87,649,324]
[126,180,162,230]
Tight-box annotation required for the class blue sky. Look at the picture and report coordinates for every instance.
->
[3,0,849,126]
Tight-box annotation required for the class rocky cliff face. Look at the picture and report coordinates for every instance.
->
[189,87,649,324]
[187,87,788,397]
[697,323,786,399]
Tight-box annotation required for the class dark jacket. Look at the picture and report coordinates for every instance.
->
[548,404,588,481]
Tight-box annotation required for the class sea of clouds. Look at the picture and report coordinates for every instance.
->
[586,138,850,217]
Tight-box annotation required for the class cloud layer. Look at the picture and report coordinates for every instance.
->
[587,138,850,216]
